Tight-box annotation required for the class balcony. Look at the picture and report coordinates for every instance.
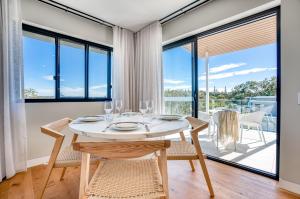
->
[164,96,277,174]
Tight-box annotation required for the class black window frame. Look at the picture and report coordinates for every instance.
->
[23,24,112,103]
[162,7,281,180]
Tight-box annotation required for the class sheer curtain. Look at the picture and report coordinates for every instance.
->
[0,0,27,181]
[112,26,136,111]
[135,21,163,113]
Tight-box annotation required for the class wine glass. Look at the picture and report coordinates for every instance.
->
[115,99,123,115]
[139,100,148,123]
[104,101,113,121]
[147,100,154,114]
[147,100,154,121]
[139,100,148,115]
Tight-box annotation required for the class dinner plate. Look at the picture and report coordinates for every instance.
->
[111,122,139,131]
[158,114,182,121]
[78,116,104,122]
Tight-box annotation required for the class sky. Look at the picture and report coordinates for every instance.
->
[23,32,108,98]
[23,31,277,99]
[163,42,277,93]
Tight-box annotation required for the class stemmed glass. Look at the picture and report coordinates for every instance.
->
[139,100,148,115]
[147,100,153,113]
[104,101,113,121]
[115,99,123,115]
[147,100,154,120]
[139,100,148,122]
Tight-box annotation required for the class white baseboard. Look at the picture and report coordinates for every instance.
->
[27,156,49,168]
[279,178,300,195]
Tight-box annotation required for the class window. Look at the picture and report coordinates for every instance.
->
[22,24,112,102]
[163,43,193,116]
[60,40,85,98]
[88,46,108,98]
[23,31,56,99]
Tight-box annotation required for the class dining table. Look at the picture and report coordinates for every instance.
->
[69,114,190,140]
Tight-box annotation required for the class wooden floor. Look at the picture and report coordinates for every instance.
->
[0,160,299,199]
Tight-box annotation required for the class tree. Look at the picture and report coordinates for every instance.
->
[163,76,276,114]
[24,88,38,98]
[229,77,276,100]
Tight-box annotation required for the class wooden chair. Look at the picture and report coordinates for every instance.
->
[38,118,100,199]
[166,116,214,197]
[73,140,171,199]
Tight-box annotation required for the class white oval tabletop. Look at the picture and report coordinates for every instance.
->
[69,115,189,140]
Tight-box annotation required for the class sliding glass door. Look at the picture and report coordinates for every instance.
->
[163,42,193,116]
[163,8,280,178]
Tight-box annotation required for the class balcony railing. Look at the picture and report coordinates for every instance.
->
[164,96,277,132]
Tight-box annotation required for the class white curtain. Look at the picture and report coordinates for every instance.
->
[135,21,163,114]
[112,26,135,111]
[0,0,27,181]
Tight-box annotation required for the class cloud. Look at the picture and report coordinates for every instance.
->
[90,84,107,90]
[164,79,185,84]
[209,63,246,73]
[60,87,84,96]
[34,85,108,97]
[42,75,54,81]
[35,88,54,96]
[199,67,276,80]
[89,84,107,97]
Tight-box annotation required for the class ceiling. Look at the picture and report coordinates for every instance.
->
[184,15,276,57]
[53,0,196,32]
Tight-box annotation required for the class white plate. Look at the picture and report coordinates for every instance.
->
[111,122,139,131]
[78,116,104,122]
[158,114,182,121]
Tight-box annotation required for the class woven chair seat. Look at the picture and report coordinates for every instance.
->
[167,141,199,160]
[54,146,99,167]
[86,159,165,199]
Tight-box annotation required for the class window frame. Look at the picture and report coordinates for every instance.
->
[23,24,112,103]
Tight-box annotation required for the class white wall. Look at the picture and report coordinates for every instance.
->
[21,0,113,46]
[279,0,300,192]
[162,0,276,43]
[26,103,106,160]
[21,0,113,160]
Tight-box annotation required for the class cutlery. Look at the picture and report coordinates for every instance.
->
[103,123,113,132]
[144,124,150,132]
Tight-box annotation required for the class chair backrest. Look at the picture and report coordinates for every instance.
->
[41,117,72,138]
[73,140,171,159]
[240,111,266,124]
[198,111,210,122]
[260,105,274,115]
[38,118,73,199]
[186,116,208,135]
[74,140,171,199]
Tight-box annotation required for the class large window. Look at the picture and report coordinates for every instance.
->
[163,43,193,116]
[88,47,108,98]
[22,24,112,102]
[23,31,56,99]
[60,40,85,98]
[163,8,280,179]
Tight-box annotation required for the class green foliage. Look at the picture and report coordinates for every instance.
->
[229,76,277,100]
[164,77,277,114]
[24,88,38,98]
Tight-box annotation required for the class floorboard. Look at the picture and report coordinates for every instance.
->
[0,160,299,199]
